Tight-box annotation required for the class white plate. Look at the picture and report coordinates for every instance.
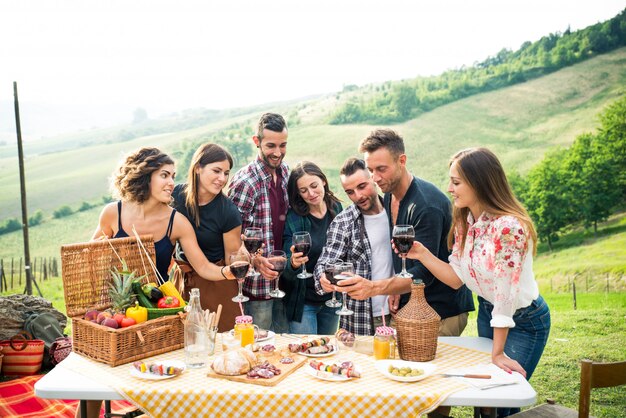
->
[229,329,275,343]
[304,362,360,381]
[297,344,339,358]
[375,360,437,382]
[129,360,186,380]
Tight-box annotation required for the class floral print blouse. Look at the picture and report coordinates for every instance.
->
[449,212,539,328]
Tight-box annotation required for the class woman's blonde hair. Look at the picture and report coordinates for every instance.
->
[448,147,537,255]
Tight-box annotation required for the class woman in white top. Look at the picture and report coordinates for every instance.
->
[399,148,550,417]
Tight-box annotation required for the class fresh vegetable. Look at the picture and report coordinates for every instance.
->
[158,281,186,308]
[126,301,148,324]
[157,296,180,309]
[132,281,155,308]
[142,283,164,303]
[120,317,137,328]
[113,313,126,326]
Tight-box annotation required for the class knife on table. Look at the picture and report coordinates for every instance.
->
[442,373,491,379]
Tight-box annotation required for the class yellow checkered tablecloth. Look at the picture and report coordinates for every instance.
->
[59,336,491,418]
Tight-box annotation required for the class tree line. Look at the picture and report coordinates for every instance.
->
[512,96,625,250]
[329,8,626,125]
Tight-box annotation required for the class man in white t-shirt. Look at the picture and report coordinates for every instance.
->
[314,158,395,335]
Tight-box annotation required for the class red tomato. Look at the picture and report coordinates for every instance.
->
[113,313,126,326]
[120,317,137,328]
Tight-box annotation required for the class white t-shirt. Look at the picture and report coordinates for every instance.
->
[363,210,395,318]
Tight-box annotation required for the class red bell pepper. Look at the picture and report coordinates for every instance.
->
[157,296,180,309]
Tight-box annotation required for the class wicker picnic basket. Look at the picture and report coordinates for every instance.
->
[393,282,440,362]
[61,236,185,367]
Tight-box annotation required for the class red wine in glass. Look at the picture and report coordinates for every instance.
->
[244,238,262,254]
[324,262,342,308]
[392,235,414,255]
[230,261,250,281]
[294,242,311,256]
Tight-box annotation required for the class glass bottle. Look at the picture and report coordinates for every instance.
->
[184,288,208,368]
[373,326,396,360]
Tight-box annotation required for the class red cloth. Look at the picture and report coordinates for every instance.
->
[0,375,138,418]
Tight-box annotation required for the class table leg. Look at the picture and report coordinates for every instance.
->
[105,400,112,415]
[473,407,498,417]
[80,400,87,418]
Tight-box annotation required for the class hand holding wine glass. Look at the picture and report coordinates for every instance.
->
[268,250,286,298]
[243,227,262,278]
[334,262,354,316]
[229,252,250,303]
[324,260,342,308]
[293,231,312,279]
[392,224,415,279]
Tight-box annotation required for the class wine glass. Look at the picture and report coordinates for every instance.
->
[229,252,250,303]
[392,224,415,279]
[293,231,313,279]
[334,262,354,316]
[268,250,286,298]
[324,260,342,308]
[243,227,262,278]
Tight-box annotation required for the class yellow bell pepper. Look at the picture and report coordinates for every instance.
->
[126,301,148,324]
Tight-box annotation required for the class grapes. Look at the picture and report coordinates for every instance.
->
[388,365,424,377]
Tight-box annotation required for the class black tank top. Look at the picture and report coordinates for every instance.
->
[113,201,176,284]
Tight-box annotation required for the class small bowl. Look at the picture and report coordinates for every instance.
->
[375,359,437,382]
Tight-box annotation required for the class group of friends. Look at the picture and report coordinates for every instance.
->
[86,112,550,418]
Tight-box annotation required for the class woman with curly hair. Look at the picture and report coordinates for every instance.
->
[92,147,235,284]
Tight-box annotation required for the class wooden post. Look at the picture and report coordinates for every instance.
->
[43,258,48,281]
[19,257,22,286]
[0,260,4,292]
[605,274,609,294]
[11,257,14,287]
[572,282,577,310]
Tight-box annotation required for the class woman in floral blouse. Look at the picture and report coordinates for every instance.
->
[399,148,550,417]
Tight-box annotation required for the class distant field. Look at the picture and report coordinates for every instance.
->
[1,48,625,219]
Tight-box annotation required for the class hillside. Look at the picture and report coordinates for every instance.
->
[1,47,624,224]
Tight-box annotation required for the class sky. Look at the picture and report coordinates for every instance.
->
[1,0,624,137]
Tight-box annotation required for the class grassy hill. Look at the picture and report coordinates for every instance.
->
[0,48,625,264]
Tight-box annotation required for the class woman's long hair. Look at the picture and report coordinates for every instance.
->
[448,147,537,255]
[112,147,174,204]
[287,161,341,219]
[184,143,234,227]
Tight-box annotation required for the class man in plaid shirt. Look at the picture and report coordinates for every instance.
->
[229,113,290,332]
[314,157,395,336]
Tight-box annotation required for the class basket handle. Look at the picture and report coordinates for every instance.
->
[9,331,33,351]
[135,324,173,344]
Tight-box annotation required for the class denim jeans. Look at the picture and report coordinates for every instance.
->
[244,298,289,333]
[477,295,551,417]
[288,304,339,335]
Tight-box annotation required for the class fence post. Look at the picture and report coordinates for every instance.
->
[0,259,4,292]
[19,257,23,286]
[32,258,37,282]
[43,259,48,281]
[10,257,14,287]
[605,274,610,294]
[572,281,577,310]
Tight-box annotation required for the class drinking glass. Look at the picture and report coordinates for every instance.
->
[392,224,415,279]
[324,260,342,308]
[334,262,354,316]
[243,227,262,278]
[229,251,250,303]
[268,250,286,298]
[293,231,313,279]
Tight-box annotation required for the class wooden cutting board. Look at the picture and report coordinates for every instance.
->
[206,351,308,387]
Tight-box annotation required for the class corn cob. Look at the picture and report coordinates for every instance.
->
[158,281,186,308]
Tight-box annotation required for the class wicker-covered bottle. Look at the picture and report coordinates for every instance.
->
[393,282,440,361]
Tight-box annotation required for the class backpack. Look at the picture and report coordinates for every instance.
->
[24,312,72,366]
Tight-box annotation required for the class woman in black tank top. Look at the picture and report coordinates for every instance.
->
[91,147,238,284]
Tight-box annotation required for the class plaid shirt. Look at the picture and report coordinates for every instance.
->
[313,203,376,336]
[229,156,289,299]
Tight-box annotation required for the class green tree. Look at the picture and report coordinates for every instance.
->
[133,107,148,124]
[565,133,621,233]
[524,150,573,251]
[597,95,626,198]
[28,210,44,226]
[391,84,418,119]
[53,205,74,219]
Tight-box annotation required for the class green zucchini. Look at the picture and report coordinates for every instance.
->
[132,281,155,308]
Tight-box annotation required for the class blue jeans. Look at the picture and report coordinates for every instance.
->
[477,295,551,417]
[244,299,289,333]
[288,304,340,335]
